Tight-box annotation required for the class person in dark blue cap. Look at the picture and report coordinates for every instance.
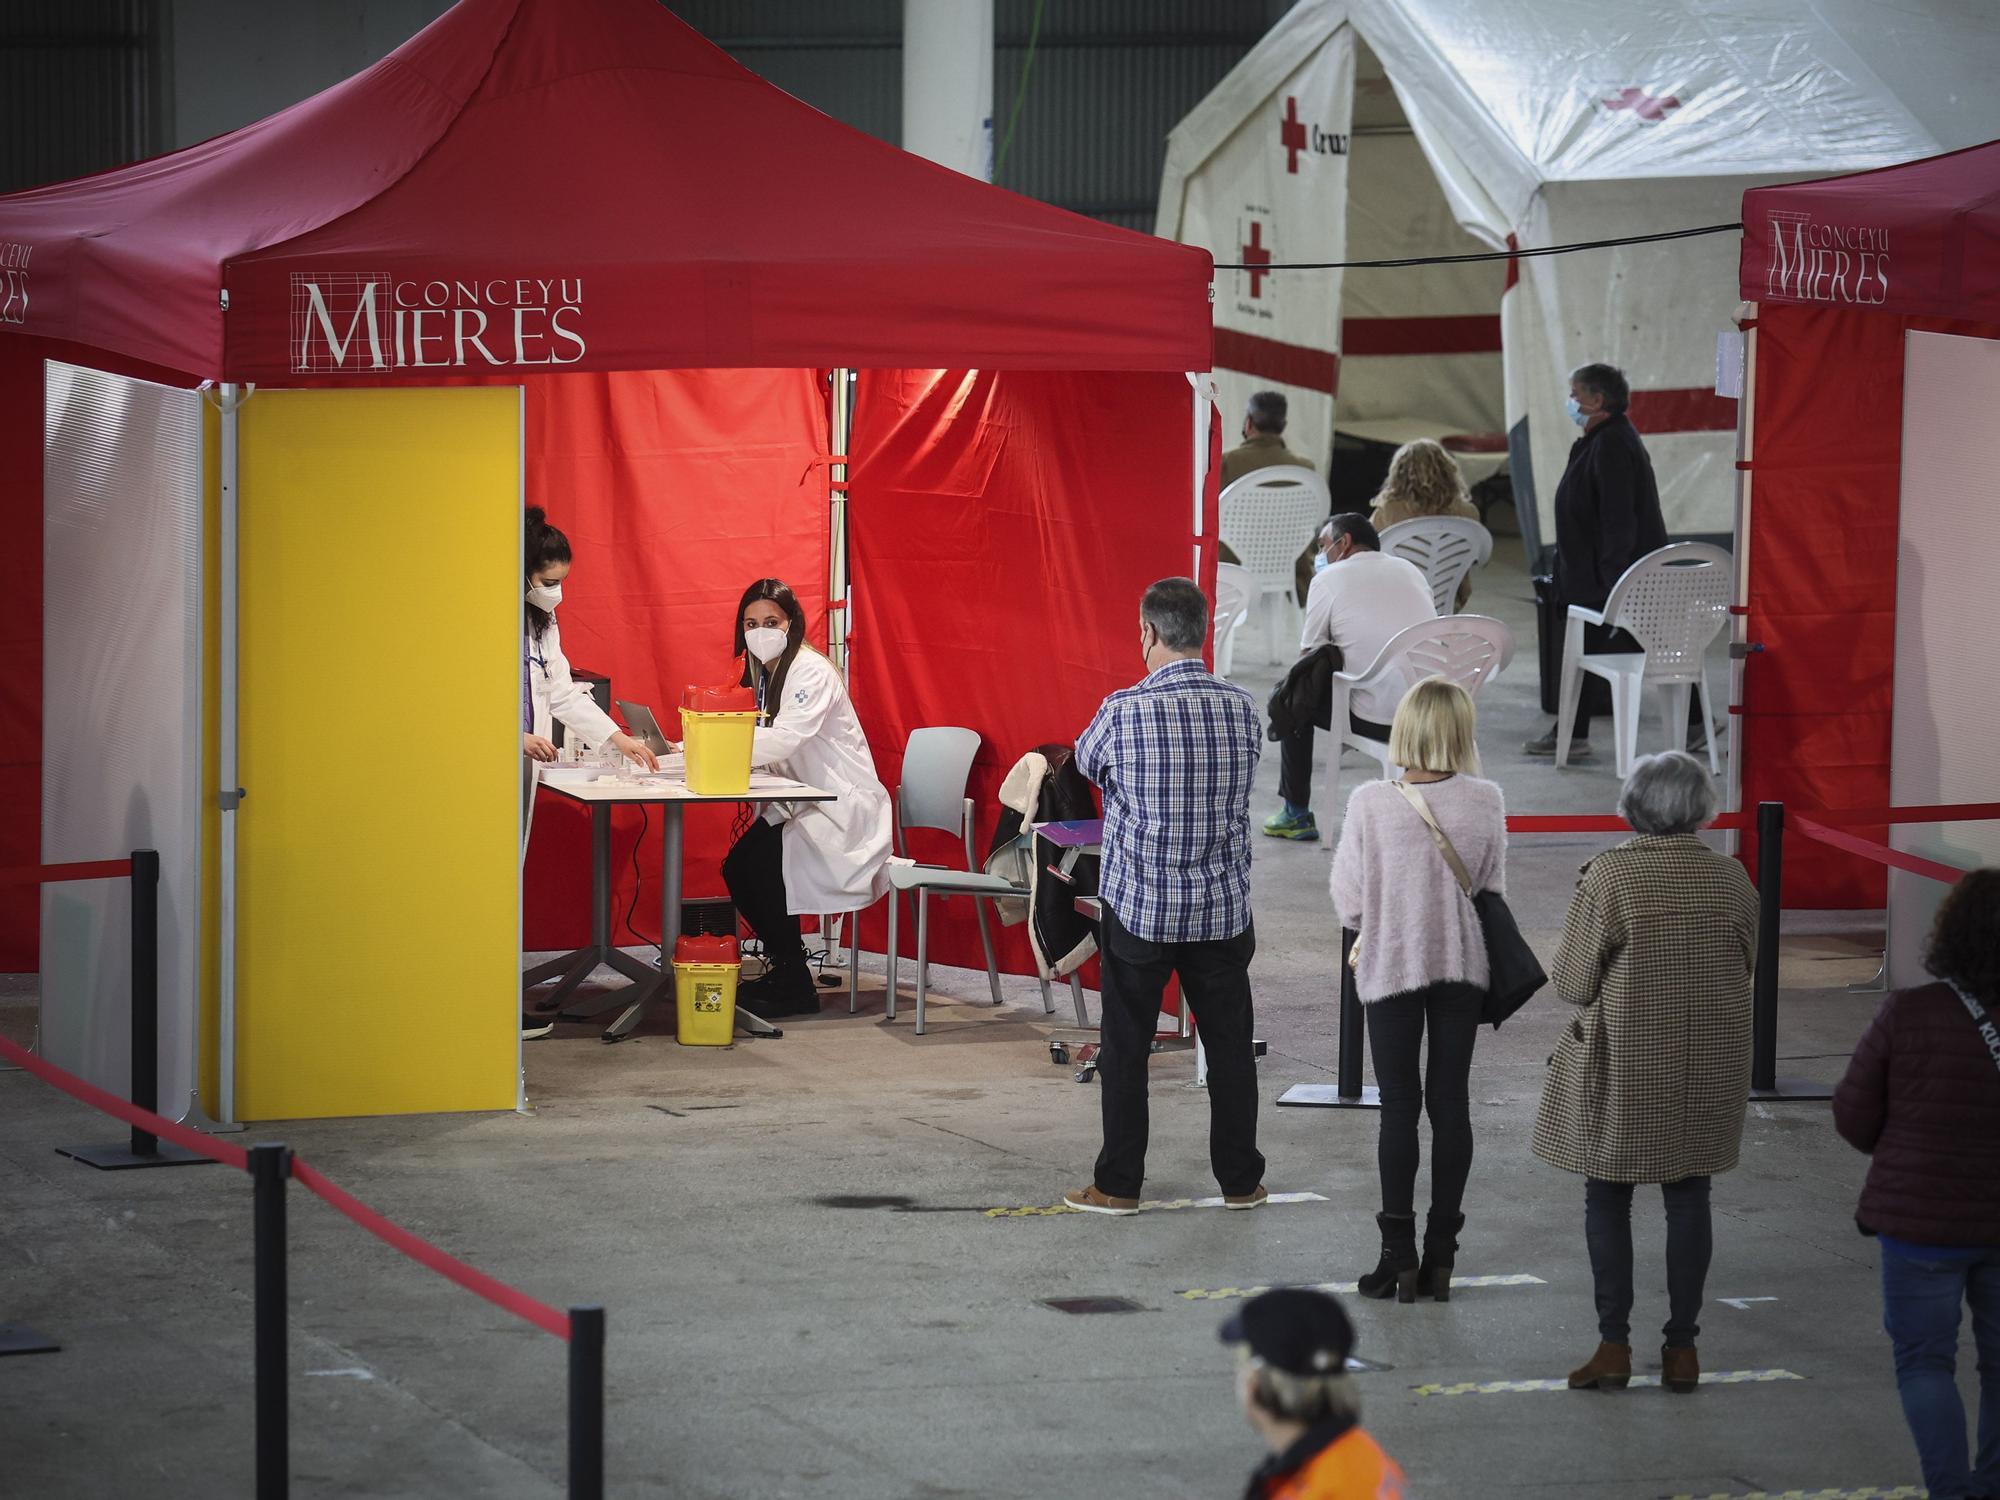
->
[1220,1288,1406,1499]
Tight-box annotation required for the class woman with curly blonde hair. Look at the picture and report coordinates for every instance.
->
[1368,439,1482,610]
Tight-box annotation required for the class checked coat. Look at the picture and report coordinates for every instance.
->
[1532,834,1759,1184]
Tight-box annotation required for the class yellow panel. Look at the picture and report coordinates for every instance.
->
[236,388,520,1119]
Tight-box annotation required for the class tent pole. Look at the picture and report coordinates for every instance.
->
[830,368,853,680]
[218,384,242,1126]
[1724,312,1758,857]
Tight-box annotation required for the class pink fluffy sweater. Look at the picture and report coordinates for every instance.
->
[1330,775,1508,1004]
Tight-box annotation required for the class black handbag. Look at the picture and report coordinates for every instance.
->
[1391,782,1547,1028]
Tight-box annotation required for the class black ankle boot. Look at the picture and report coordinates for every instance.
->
[1357,1212,1419,1303]
[1417,1212,1464,1301]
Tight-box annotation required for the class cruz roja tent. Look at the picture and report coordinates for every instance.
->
[0,0,1215,1123]
[1734,140,2000,938]
[1156,0,2000,560]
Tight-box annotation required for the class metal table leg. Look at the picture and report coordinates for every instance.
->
[556,804,623,1019]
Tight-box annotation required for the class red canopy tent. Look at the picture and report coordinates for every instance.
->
[1735,140,2000,906]
[0,0,1218,975]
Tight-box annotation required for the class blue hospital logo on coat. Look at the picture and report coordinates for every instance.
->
[795,688,808,705]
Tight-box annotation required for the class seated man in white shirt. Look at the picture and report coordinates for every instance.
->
[1263,514,1437,842]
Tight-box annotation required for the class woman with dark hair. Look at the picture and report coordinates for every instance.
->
[522,507,658,774]
[1834,869,2000,1500]
[721,579,892,1018]
[521,507,657,1039]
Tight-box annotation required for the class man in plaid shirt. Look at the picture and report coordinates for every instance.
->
[1065,577,1269,1215]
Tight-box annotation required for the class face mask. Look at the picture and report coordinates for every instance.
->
[1312,549,1332,573]
[1566,395,1588,428]
[744,626,790,665]
[526,581,563,611]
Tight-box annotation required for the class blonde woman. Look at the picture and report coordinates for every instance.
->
[1331,677,1507,1302]
[1368,439,1481,611]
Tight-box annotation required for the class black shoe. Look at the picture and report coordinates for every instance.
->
[1356,1212,1419,1303]
[738,961,821,1019]
[1417,1211,1464,1301]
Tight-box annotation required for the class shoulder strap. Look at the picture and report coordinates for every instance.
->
[1391,781,1475,896]
[1948,982,2000,1080]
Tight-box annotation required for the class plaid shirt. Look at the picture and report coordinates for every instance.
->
[1075,658,1261,944]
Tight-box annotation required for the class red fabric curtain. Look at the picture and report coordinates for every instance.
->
[846,369,1212,977]
[520,369,828,949]
[1740,304,2000,906]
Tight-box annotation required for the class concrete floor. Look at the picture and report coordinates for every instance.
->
[0,541,1954,1499]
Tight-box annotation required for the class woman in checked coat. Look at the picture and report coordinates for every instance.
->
[1532,751,1758,1396]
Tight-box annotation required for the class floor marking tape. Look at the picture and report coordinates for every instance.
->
[983,1191,1329,1219]
[1413,1367,1804,1397]
[1179,1274,1545,1302]
[1665,1490,1925,1500]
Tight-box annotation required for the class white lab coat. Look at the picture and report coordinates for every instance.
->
[523,615,620,857]
[751,648,893,915]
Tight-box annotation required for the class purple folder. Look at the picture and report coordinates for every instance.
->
[1036,819,1104,847]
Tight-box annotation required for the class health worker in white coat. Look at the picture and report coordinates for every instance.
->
[522,507,658,1037]
[721,578,892,1019]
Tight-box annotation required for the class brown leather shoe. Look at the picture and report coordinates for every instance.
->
[1567,1341,1632,1391]
[1063,1184,1140,1216]
[1661,1344,1699,1393]
[1223,1185,1269,1211]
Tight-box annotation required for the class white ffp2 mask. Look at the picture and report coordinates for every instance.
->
[744,626,790,665]
[526,581,563,612]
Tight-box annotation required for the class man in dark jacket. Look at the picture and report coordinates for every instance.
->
[1833,868,2000,1500]
[1523,363,1668,761]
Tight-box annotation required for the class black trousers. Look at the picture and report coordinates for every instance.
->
[1277,709,1393,809]
[1364,982,1484,1219]
[721,817,803,964]
[1093,906,1264,1200]
[1585,1175,1713,1348]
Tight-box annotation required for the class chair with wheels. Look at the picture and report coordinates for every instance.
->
[1218,469,1331,664]
[1554,543,1732,778]
[1212,562,1255,678]
[1378,515,1493,616]
[1318,615,1515,812]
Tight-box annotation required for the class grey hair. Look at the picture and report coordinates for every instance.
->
[1246,1360,1362,1426]
[1142,576,1209,652]
[1569,361,1630,413]
[1246,389,1288,433]
[1618,750,1717,836]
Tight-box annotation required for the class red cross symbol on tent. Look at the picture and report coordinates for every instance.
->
[1241,221,1272,298]
[1281,96,1307,173]
[1601,87,1682,122]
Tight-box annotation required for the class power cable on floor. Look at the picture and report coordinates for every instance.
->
[1213,220,1743,272]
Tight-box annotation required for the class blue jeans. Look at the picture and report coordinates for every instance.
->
[1880,1242,2000,1500]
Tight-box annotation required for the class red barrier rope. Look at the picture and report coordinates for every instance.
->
[0,1033,571,1341]
[0,859,134,888]
[289,1161,572,1341]
[1810,802,2000,828]
[1791,816,1970,886]
[0,1034,249,1169]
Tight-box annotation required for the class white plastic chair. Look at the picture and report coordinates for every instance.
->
[1212,562,1254,678]
[1218,468,1331,663]
[1555,543,1732,778]
[1318,615,1515,812]
[1378,516,1493,616]
[873,727,1017,1036]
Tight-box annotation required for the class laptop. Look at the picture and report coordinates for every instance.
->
[614,699,676,756]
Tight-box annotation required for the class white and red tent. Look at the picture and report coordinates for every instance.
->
[1735,141,2000,922]
[1157,0,2000,557]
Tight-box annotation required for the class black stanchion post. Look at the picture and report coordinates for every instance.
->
[251,1143,290,1500]
[130,848,160,1158]
[55,849,215,1170]
[1749,803,1834,1102]
[1751,803,1784,1093]
[569,1305,605,1500]
[1275,929,1381,1108]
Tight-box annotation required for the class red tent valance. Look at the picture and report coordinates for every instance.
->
[1740,139,2000,323]
[0,0,1212,381]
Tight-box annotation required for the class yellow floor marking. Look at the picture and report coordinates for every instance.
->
[1413,1368,1805,1397]
[1666,1489,1924,1500]
[1178,1273,1545,1302]
[983,1191,1328,1218]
